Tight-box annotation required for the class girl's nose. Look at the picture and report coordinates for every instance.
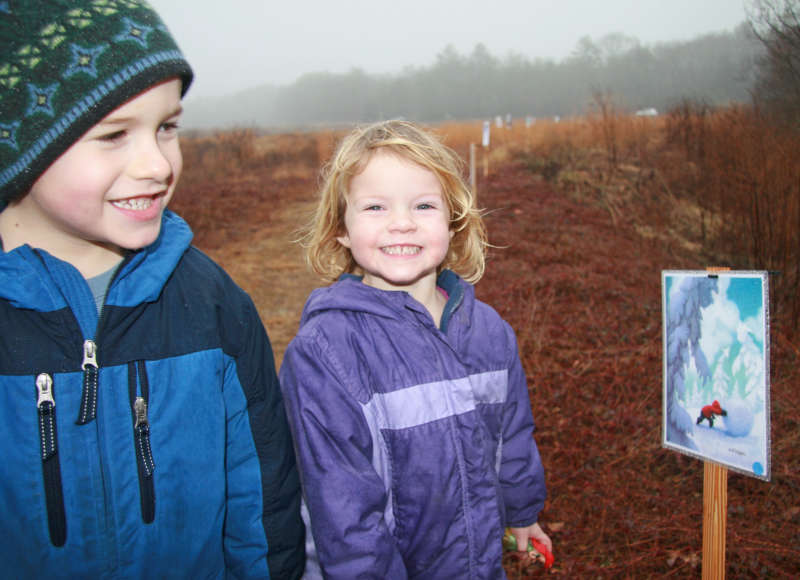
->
[388,208,416,232]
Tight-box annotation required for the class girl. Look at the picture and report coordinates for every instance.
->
[280,120,551,578]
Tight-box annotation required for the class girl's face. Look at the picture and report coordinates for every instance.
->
[337,150,452,295]
[8,79,183,272]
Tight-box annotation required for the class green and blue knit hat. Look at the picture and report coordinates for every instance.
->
[0,0,193,202]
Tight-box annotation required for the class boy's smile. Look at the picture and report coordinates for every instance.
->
[109,192,166,221]
[337,150,453,301]
[0,78,183,277]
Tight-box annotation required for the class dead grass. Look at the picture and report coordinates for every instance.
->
[171,117,800,578]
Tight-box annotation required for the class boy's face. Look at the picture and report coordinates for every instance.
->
[337,150,453,295]
[19,78,183,259]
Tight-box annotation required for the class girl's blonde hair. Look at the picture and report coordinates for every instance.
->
[302,120,488,283]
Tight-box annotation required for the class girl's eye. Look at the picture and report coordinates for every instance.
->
[417,202,436,210]
[365,204,383,211]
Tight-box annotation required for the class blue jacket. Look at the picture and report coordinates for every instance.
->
[0,210,304,578]
[279,271,546,579]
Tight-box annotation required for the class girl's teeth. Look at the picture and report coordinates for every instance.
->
[383,246,420,255]
[112,197,153,210]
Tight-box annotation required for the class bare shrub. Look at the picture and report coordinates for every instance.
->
[665,99,711,161]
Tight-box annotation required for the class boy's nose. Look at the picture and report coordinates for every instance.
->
[130,138,174,182]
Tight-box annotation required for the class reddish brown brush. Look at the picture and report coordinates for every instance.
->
[171,113,800,578]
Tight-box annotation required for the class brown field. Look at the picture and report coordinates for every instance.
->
[171,111,799,578]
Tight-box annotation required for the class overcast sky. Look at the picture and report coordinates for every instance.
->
[149,0,750,100]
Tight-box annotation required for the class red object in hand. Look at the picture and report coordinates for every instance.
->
[503,528,555,570]
[530,538,555,570]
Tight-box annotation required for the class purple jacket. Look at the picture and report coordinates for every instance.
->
[279,270,546,579]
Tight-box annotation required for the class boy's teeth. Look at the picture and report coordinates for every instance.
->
[112,197,153,210]
[382,245,420,255]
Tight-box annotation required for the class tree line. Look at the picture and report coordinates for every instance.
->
[185,23,764,129]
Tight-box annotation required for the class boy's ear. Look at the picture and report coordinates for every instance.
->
[336,233,351,248]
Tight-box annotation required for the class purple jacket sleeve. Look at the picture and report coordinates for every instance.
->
[497,327,547,527]
[279,329,409,579]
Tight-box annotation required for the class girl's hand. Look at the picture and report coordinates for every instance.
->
[508,522,554,568]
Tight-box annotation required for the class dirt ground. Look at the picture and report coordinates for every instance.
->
[171,140,800,578]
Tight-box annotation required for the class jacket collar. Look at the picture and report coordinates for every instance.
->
[302,269,470,333]
[0,210,192,316]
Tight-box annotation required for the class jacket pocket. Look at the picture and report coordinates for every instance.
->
[128,361,156,523]
[36,373,67,547]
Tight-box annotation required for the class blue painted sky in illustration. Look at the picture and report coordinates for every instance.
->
[727,277,763,320]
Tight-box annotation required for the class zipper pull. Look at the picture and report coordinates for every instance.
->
[134,397,149,428]
[133,395,155,480]
[36,373,55,409]
[35,372,68,546]
[82,339,98,370]
[77,339,99,424]
[36,373,57,460]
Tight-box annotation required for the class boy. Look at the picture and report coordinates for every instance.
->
[0,2,304,577]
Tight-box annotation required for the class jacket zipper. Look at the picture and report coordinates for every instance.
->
[36,373,67,547]
[76,339,99,424]
[128,361,156,523]
[76,255,129,425]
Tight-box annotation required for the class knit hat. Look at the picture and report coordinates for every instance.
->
[0,0,193,202]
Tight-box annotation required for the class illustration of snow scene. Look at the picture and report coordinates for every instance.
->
[662,271,770,481]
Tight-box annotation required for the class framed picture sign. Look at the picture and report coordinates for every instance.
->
[662,270,770,480]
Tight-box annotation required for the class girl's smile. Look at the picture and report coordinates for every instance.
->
[380,244,422,256]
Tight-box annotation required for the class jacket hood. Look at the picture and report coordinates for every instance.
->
[0,209,192,312]
[300,269,470,333]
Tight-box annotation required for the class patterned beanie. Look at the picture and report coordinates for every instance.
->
[0,0,193,202]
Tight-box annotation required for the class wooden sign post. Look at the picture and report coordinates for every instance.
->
[702,461,727,579]
[702,265,730,580]
[663,267,771,580]
[482,120,490,178]
[469,143,477,195]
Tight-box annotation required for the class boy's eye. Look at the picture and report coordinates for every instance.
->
[160,121,180,133]
[98,129,126,142]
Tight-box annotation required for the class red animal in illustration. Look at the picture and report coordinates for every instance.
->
[696,400,727,428]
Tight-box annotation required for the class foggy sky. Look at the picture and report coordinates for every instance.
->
[148,0,750,101]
